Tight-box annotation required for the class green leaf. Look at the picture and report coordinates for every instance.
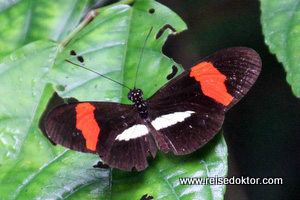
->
[0,0,92,59]
[261,0,300,97]
[0,1,228,199]
[0,38,111,200]
[50,0,187,104]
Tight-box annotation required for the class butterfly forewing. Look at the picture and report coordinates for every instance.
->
[148,47,262,110]
[202,47,262,110]
[46,102,157,171]
[46,103,96,154]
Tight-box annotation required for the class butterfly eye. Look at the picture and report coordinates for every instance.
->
[128,91,134,100]
[137,89,143,95]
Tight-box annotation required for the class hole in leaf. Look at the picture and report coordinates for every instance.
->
[166,65,178,80]
[156,24,176,39]
[70,50,76,56]
[69,50,84,63]
[77,55,84,63]
[148,8,155,14]
[140,194,154,200]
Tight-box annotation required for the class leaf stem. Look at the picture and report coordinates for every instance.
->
[61,0,136,47]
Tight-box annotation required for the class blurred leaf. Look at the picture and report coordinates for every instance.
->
[261,0,300,97]
[0,0,92,59]
[0,0,228,199]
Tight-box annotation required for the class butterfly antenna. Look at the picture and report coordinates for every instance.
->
[65,59,132,90]
[134,27,154,89]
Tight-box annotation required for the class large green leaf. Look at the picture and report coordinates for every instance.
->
[261,0,300,97]
[0,0,92,59]
[49,0,187,103]
[0,0,228,199]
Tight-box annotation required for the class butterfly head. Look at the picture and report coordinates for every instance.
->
[128,89,144,102]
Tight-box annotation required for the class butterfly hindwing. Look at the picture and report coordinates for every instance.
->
[146,103,224,155]
[95,104,157,171]
[146,47,261,155]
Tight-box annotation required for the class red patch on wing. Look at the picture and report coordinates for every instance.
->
[190,62,233,106]
[76,103,100,151]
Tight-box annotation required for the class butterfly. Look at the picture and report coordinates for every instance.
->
[45,47,261,171]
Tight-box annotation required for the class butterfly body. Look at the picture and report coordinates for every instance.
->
[45,47,262,171]
[128,89,148,119]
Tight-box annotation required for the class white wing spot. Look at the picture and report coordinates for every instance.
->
[151,111,195,130]
[115,124,148,141]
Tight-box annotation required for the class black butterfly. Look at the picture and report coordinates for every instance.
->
[45,47,261,171]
